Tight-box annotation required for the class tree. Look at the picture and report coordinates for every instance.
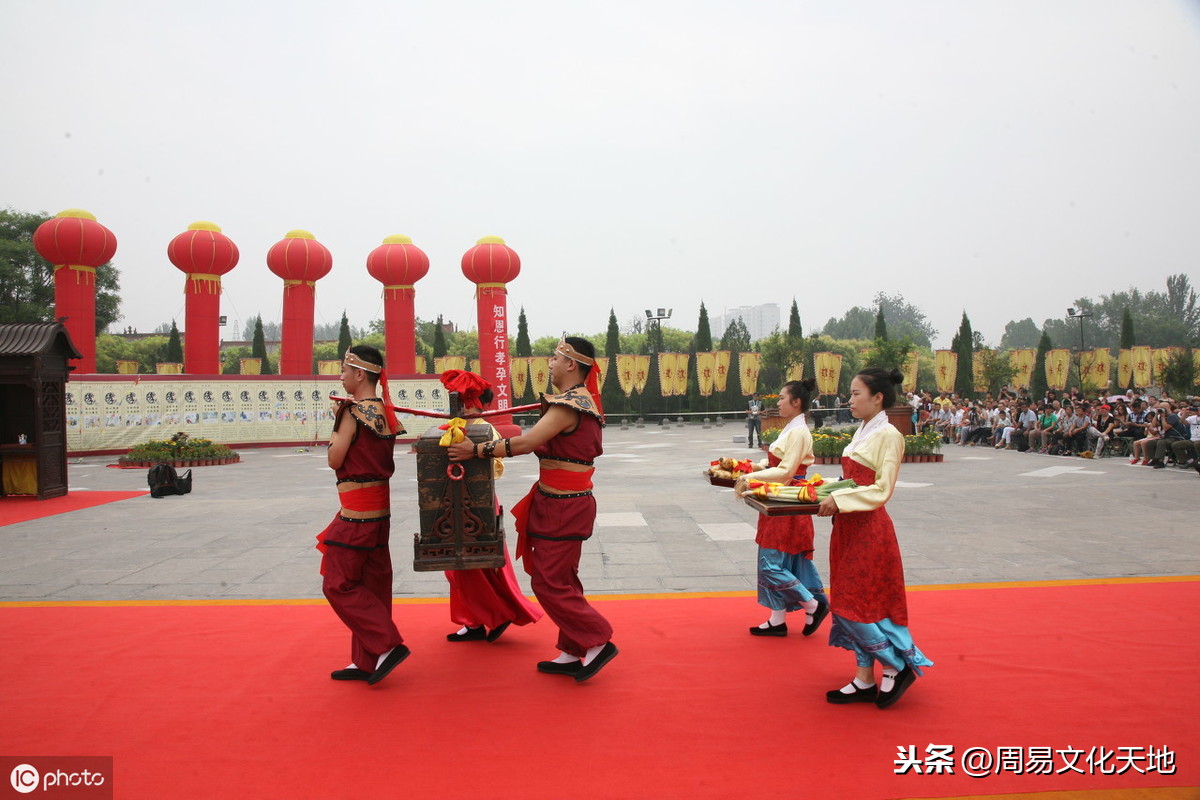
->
[251,316,274,374]
[862,337,913,373]
[166,321,184,365]
[515,307,532,357]
[951,312,974,397]
[243,317,281,341]
[976,348,1016,397]
[757,331,805,393]
[787,299,802,340]
[1000,318,1042,350]
[337,312,353,357]
[601,309,624,415]
[874,306,888,341]
[1160,348,1196,400]
[1119,307,1135,349]
[1031,329,1053,401]
[819,292,935,348]
[0,207,122,331]
[719,317,753,403]
[432,315,448,358]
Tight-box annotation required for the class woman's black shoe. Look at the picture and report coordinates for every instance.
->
[446,626,486,642]
[802,598,830,636]
[875,667,917,709]
[826,683,878,704]
[749,621,787,637]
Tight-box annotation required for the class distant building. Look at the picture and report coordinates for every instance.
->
[712,303,781,344]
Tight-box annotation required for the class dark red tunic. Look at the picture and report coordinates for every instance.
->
[828,456,909,626]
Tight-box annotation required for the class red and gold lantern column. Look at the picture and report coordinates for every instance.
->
[267,230,333,375]
[461,236,520,430]
[167,221,239,374]
[33,209,117,373]
[366,235,429,374]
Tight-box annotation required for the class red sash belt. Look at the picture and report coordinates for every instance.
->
[316,484,391,556]
[512,468,595,560]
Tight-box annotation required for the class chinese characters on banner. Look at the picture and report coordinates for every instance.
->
[673,353,689,396]
[510,357,529,400]
[616,354,637,396]
[433,355,466,375]
[1008,349,1035,390]
[933,350,957,393]
[1130,345,1152,387]
[594,356,609,391]
[696,352,716,396]
[714,351,732,392]
[657,352,677,397]
[633,355,650,394]
[1044,349,1070,391]
[902,351,919,394]
[738,352,761,396]
[972,349,991,392]
[814,352,842,396]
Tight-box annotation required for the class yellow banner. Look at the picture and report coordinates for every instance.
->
[933,350,957,393]
[1130,345,1152,388]
[433,355,467,375]
[155,363,183,375]
[470,359,481,376]
[814,352,842,396]
[594,356,609,391]
[633,355,650,394]
[1045,349,1071,391]
[317,360,341,376]
[785,362,804,382]
[1008,349,1035,390]
[239,358,262,375]
[1082,348,1111,390]
[616,354,637,396]
[738,352,761,396]
[657,353,677,397]
[697,352,716,396]
[1117,349,1133,389]
[529,356,550,396]
[1152,348,1171,384]
[902,352,918,394]
[1194,349,1200,386]
[115,360,138,375]
[714,351,732,392]
[972,349,990,392]
[510,357,529,399]
[674,353,689,396]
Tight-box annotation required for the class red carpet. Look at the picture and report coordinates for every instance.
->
[0,490,147,526]
[1,580,1196,800]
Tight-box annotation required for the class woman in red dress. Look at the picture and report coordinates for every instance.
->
[440,371,543,643]
[817,367,933,709]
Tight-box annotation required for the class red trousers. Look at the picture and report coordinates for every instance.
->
[320,517,403,669]
[523,535,612,657]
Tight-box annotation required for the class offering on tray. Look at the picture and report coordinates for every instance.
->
[705,456,759,481]
[745,474,858,503]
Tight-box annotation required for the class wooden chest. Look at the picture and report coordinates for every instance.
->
[412,416,506,571]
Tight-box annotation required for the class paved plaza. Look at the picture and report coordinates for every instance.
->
[1,423,1196,603]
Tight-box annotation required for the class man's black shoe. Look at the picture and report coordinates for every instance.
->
[536,660,582,675]
[367,644,411,685]
[575,642,619,683]
[330,668,371,681]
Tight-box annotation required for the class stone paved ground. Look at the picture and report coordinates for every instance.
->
[1,422,1195,602]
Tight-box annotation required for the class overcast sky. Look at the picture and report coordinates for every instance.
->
[4,0,1198,349]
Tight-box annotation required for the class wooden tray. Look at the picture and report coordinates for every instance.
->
[703,470,737,488]
[742,495,821,516]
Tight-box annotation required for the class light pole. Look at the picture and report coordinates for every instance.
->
[645,307,672,424]
[1067,307,1092,396]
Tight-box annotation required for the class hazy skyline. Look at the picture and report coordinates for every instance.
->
[4,1,1198,348]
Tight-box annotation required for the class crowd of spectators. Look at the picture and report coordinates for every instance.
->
[907,387,1200,475]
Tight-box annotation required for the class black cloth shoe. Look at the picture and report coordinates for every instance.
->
[749,621,787,637]
[574,642,619,683]
[875,666,917,709]
[1148,459,1166,469]
[536,660,582,675]
[802,597,830,637]
[485,621,512,642]
[367,644,411,685]
[446,626,486,642]
[826,683,878,704]
[330,668,371,681]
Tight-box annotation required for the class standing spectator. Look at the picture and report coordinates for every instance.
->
[747,393,763,449]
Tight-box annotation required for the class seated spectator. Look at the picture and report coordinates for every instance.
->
[1027,402,1057,453]
[1146,410,1194,469]
[1087,404,1117,457]
[1129,410,1163,465]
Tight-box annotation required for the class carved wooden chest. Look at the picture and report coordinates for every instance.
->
[413,410,506,571]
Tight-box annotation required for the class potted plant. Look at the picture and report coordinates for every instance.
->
[119,431,238,468]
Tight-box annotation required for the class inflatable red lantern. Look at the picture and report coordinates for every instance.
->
[366,235,429,374]
[33,209,117,373]
[461,236,520,427]
[266,230,332,375]
[167,221,239,374]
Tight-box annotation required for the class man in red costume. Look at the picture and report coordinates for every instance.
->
[449,337,618,682]
[317,345,409,685]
